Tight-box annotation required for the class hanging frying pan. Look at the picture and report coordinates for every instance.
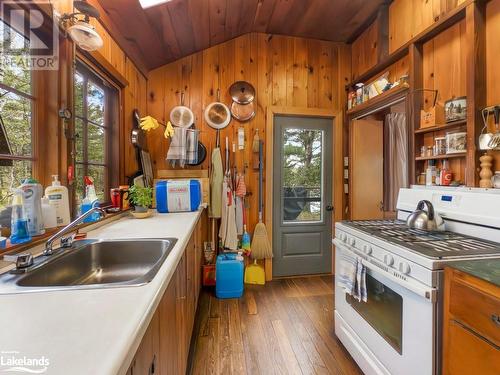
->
[170,92,195,128]
[188,141,207,166]
[204,100,231,130]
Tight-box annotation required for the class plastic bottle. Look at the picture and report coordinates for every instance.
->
[426,161,436,186]
[10,189,32,244]
[45,175,70,226]
[20,178,45,236]
[41,197,58,229]
[81,176,100,223]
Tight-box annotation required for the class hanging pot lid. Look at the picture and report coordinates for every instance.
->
[231,101,255,122]
[204,101,231,129]
[229,81,255,104]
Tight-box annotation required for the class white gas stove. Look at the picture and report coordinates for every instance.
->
[333,187,500,375]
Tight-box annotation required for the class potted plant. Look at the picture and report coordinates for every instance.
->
[128,185,153,218]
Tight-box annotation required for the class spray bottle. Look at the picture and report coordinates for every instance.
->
[10,189,32,244]
[81,176,100,223]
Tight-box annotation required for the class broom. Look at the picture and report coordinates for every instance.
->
[251,140,272,259]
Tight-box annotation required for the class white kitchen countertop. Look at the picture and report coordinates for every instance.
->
[0,209,203,375]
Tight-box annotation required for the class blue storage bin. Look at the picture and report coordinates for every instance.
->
[156,179,202,213]
[216,253,244,299]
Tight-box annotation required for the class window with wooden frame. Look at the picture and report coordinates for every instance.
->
[73,60,119,209]
[0,19,35,209]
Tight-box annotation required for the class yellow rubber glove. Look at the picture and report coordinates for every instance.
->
[164,121,175,139]
[140,116,160,131]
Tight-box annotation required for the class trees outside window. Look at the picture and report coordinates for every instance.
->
[0,20,33,210]
[74,62,117,206]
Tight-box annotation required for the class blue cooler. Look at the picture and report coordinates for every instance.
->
[215,253,244,299]
[155,179,201,213]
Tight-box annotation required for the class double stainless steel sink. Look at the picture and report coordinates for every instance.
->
[0,238,177,293]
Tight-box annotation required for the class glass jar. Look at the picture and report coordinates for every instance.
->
[434,137,446,155]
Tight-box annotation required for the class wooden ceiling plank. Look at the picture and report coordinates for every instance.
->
[188,0,210,52]
[253,0,277,32]
[208,0,227,46]
[167,0,197,56]
[97,0,385,68]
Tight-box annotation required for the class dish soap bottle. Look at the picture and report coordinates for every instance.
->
[10,189,32,244]
[45,174,70,226]
[81,176,100,223]
[20,178,44,236]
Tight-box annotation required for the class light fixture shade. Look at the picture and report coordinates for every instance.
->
[67,21,103,51]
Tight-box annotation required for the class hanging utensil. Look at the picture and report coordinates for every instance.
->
[229,81,256,122]
[170,92,194,128]
[205,89,231,130]
[231,101,255,122]
[229,81,255,104]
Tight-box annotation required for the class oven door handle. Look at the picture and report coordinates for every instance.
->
[334,240,437,303]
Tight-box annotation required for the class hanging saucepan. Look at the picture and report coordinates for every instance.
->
[229,81,256,122]
[170,92,195,128]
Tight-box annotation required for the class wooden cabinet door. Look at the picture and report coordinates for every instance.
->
[443,320,500,375]
[186,235,196,337]
[176,253,188,375]
[350,119,384,220]
[131,310,159,375]
[159,269,179,375]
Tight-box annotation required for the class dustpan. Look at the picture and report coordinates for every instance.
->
[244,259,265,285]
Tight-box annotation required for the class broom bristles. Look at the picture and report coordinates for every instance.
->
[251,222,273,259]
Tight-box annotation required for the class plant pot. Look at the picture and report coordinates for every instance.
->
[134,205,148,213]
[131,209,153,219]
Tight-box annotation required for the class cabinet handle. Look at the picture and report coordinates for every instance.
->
[492,314,500,326]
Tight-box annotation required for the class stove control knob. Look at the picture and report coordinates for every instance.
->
[348,237,356,246]
[399,262,411,275]
[384,254,394,267]
[363,245,372,255]
[339,233,347,242]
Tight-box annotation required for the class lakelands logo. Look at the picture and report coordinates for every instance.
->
[0,351,49,374]
[0,1,59,70]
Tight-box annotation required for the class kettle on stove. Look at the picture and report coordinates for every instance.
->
[406,200,445,232]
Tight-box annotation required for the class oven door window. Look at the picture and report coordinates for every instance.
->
[346,273,403,354]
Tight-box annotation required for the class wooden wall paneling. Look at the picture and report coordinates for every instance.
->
[465,1,486,187]
[147,33,350,277]
[409,43,424,185]
[351,20,379,79]
[293,38,309,108]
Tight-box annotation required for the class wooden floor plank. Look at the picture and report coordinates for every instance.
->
[271,319,303,375]
[188,277,361,375]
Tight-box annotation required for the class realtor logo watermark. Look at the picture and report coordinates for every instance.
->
[0,1,59,70]
[0,351,49,373]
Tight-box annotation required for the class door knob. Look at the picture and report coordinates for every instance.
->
[326,205,334,212]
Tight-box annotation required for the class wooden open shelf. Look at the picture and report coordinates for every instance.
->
[414,119,467,134]
[415,152,467,161]
[346,84,409,117]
